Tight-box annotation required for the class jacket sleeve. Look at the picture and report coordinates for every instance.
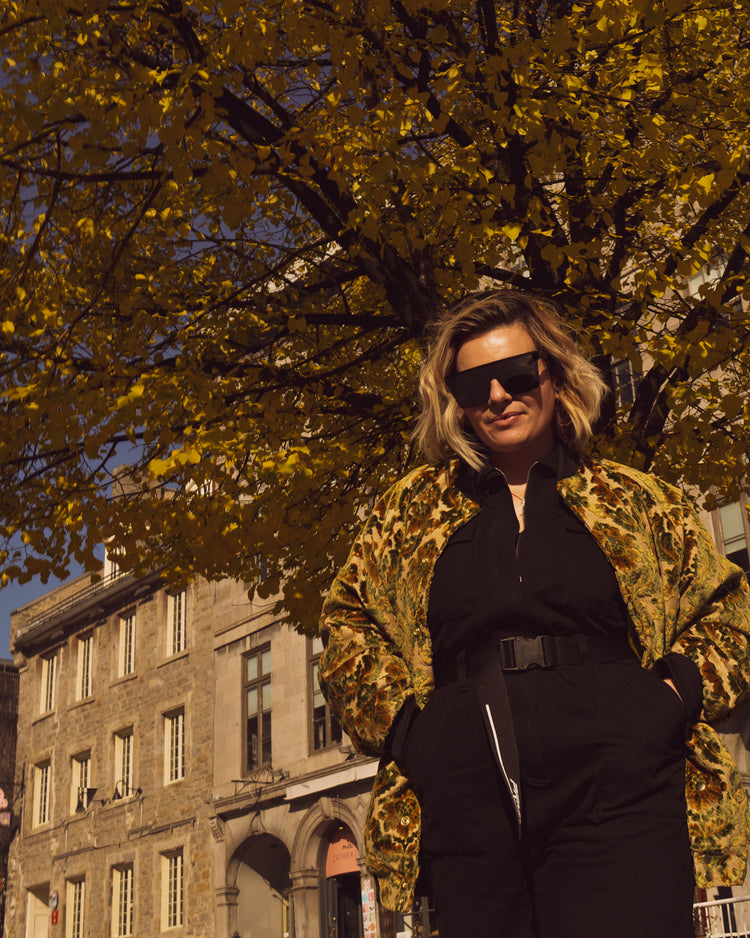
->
[317,491,415,757]
[667,496,750,723]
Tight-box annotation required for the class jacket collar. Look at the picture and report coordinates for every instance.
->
[456,445,581,500]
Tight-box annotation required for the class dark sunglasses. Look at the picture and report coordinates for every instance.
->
[445,351,541,408]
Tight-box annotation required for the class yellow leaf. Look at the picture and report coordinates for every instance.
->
[696,173,715,194]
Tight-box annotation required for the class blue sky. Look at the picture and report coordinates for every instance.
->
[0,567,85,658]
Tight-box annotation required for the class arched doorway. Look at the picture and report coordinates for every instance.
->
[322,825,363,938]
[235,833,291,938]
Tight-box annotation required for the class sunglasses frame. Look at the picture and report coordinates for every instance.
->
[445,351,542,409]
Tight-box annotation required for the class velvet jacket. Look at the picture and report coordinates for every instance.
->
[318,458,750,911]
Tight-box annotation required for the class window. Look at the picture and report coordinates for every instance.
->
[76,634,93,700]
[118,611,136,677]
[310,637,342,751]
[112,865,134,937]
[65,878,85,938]
[255,552,268,583]
[167,591,187,656]
[161,850,184,929]
[71,752,92,813]
[612,358,638,410]
[164,709,185,784]
[32,761,51,827]
[40,652,57,713]
[244,646,271,772]
[686,254,726,297]
[718,501,750,574]
[114,729,134,799]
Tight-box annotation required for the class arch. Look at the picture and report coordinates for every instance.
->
[225,809,291,889]
[227,832,292,938]
[290,796,365,874]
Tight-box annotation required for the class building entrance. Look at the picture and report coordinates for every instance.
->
[323,825,363,938]
[25,886,50,938]
[325,872,363,938]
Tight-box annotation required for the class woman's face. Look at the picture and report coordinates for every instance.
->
[454,323,557,469]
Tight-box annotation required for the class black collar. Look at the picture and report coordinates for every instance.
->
[457,445,580,500]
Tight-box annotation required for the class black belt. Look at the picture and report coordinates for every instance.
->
[434,633,633,685]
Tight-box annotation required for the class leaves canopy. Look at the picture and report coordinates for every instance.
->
[1,0,750,629]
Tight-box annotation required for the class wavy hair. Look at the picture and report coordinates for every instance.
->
[413,289,607,469]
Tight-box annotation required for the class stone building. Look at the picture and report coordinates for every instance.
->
[5,566,215,937]
[4,564,409,938]
[0,658,19,936]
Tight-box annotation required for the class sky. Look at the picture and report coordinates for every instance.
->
[0,565,86,658]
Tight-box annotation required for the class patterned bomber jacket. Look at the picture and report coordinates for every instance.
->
[318,457,750,912]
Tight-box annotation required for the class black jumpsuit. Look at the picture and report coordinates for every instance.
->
[389,449,699,938]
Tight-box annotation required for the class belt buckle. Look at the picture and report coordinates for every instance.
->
[500,636,548,672]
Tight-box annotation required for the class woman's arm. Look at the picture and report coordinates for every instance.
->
[317,497,415,757]
[667,498,750,723]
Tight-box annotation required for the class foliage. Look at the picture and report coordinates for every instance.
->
[1,0,749,629]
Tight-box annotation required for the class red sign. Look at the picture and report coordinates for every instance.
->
[51,910,58,925]
[325,828,360,877]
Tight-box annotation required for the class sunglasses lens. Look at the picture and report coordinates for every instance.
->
[446,351,540,407]
[501,372,540,395]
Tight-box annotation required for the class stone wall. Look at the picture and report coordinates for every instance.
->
[5,575,219,937]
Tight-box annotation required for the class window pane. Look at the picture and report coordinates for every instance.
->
[244,647,272,773]
[247,714,259,770]
[313,704,327,750]
[720,502,745,539]
[261,709,272,765]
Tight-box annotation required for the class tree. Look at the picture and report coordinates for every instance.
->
[1,0,749,630]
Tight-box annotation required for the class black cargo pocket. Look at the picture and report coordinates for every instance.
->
[593,661,688,820]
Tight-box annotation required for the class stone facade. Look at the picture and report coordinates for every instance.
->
[0,659,19,936]
[6,570,216,938]
[4,569,407,938]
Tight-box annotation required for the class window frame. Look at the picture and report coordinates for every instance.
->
[716,499,750,575]
[164,709,185,784]
[70,751,92,813]
[112,864,134,937]
[114,728,134,799]
[76,633,94,700]
[166,590,187,657]
[243,645,272,774]
[161,849,184,930]
[32,761,51,827]
[40,651,57,714]
[309,637,342,753]
[65,877,85,938]
[118,610,136,677]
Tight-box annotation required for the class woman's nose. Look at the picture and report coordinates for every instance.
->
[488,378,512,404]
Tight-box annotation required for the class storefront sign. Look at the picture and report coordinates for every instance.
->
[360,873,378,937]
[325,828,360,877]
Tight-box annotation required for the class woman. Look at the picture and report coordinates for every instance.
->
[317,289,750,938]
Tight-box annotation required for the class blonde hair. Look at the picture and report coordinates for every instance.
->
[413,289,607,469]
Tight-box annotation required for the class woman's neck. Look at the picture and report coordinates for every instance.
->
[490,444,556,485]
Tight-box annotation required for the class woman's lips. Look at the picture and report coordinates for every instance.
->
[490,411,523,425]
